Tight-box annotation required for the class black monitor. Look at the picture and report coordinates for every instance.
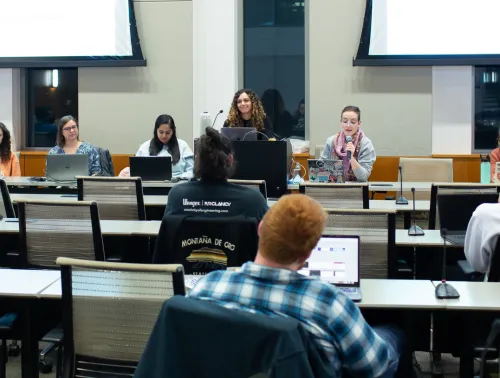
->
[130,156,172,181]
[231,140,292,199]
[438,193,498,233]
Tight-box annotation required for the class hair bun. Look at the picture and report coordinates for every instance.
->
[204,127,231,154]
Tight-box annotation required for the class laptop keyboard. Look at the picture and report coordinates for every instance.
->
[339,287,357,294]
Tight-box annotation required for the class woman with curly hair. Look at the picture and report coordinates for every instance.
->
[223,89,274,139]
[0,123,20,177]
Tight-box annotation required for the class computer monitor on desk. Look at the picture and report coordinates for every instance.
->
[231,140,292,199]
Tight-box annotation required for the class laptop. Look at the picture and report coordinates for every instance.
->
[308,159,345,183]
[129,156,172,181]
[438,192,498,245]
[220,127,258,141]
[298,235,362,302]
[46,154,89,181]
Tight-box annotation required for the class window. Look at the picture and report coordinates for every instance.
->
[26,68,78,147]
[243,0,306,139]
[474,66,500,152]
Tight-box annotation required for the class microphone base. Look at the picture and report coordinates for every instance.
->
[408,224,425,236]
[395,196,409,205]
[435,282,460,299]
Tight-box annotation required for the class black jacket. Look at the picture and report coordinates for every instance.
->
[223,117,274,139]
[153,214,259,275]
[133,296,334,378]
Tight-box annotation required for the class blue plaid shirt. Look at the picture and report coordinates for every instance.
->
[188,262,391,377]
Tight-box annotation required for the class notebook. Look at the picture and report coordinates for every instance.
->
[307,159,344,183]
[438,192,498,245]
[46,154,88,182]
[298,235,361,302]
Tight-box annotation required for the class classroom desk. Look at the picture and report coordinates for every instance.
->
[431,281,500,310]
[2,176,177,189]
[0,269,61,378]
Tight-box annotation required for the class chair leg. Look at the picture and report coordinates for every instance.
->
[56,343,63,378]
[0,339,7,378]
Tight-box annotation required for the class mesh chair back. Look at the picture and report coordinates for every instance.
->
[58,257,185,376]
[77,176,146,220]
[399,158,453,200]
[324,209,396,278]
[228,179,267,199]
[0,179,15,218]
[18,200,104,268]
[429,184,500,229]
[299,183,369,209]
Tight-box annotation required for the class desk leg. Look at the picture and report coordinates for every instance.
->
[403,213,411,229]
[21,302,38,378]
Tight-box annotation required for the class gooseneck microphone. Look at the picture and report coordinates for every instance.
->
[395,165,409,205]
[346,136,352,160]
[211,110,224,128]
[435,228,460,299]
[408,187,424,236]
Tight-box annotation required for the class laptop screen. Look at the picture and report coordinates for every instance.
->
[298,236,359,286]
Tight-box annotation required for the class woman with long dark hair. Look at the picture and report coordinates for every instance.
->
[120,114,193,178]
[0,122,20,177]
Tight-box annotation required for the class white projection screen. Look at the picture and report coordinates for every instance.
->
[354,0,500,66]
[0,0,145,68]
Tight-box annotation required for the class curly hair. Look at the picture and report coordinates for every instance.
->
[0,123,12,163]
[226,89,267,131]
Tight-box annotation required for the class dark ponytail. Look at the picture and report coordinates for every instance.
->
[195,127,233,180]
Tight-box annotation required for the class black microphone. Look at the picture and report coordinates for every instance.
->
[346,136,352,160]
[435,228,460,299]
[408,187,424,236]
[211,110,223,128]
[395,165,408,205]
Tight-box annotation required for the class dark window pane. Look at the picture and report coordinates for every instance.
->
[27,68,78,147]
[474,66,500,151]
[244,0,305,139]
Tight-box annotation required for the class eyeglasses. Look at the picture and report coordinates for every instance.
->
[62,125,78,132]
[341,120,358,126]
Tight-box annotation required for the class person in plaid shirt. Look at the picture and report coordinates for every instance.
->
[188,194,403,377]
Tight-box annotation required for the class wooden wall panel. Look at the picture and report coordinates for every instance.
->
[19,151,482,183]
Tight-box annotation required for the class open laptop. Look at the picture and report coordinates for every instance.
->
[308,159,345,183]
[46,154,88,181]
[221,127,258,141]
[129,156,172,181]
[298,235,361,302]
[438,192,498,245]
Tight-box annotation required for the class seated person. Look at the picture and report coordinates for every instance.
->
[489,130,500,182]
[223,89,274,140]
[165,127,268,221]
[321,106,376,182]
[0,123,21,177]
[47,115,101,176]
[464,196,500,278]
[188,194,403,377]
[119,114,194,179]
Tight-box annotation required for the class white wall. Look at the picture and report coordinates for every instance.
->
[78,0,193,154]
[192,0,239,137]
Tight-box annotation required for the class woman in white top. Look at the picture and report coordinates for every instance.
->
[120,114,194,178]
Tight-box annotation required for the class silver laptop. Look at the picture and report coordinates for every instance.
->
[46,154,89,181]
[298,235,361,302]
[308,159,345,183]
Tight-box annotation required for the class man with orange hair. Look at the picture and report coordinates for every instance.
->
[188,194,403,377]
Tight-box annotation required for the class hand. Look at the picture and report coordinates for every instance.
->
[119,167,131,177]
[345,142,355,158]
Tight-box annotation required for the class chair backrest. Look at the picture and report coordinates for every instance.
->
[77,176,146,220]
[429,183,500,229]
[153,215,259,274]
[0,179,15,218]
[315,145,324,159]
[134,296,330,378]
[228,179,267,199]
[17,200,105,268]
[94,147,115,176]
[299,183,369,209]
[399,158,453,200]
[487,236,500,282]
[323,209,397,279]
[57,257,185,377]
